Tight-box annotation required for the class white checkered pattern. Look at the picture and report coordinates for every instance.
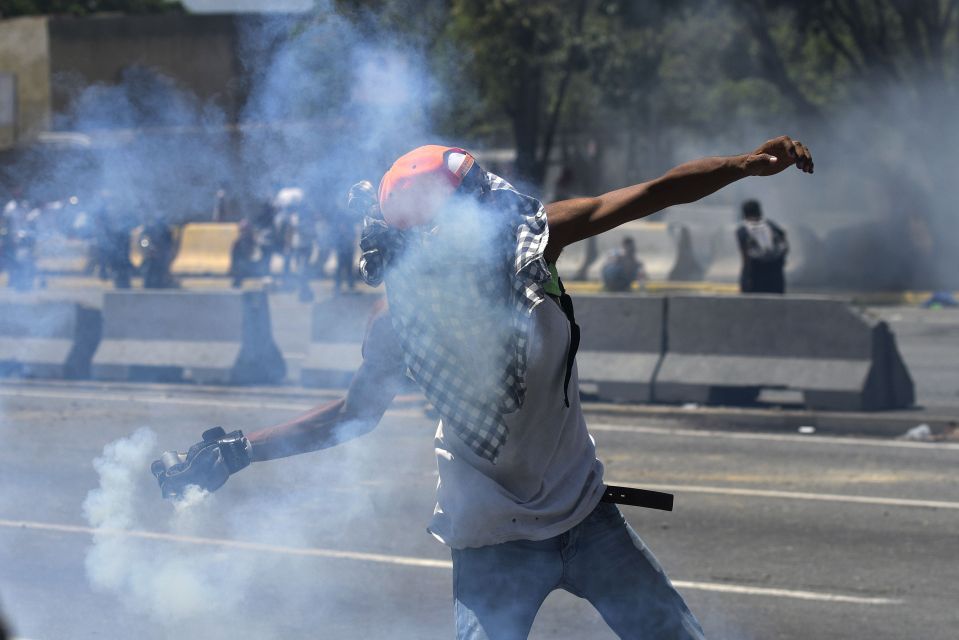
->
[384,172,550,462]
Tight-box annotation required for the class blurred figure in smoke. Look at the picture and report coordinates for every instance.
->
[331,205,358,295]
[290,203,320,302]
[269,187,320,299]
[601,236,646,292]
[105,215,134,290]
[87,192,113,280]
[736,199,789,294]
[156,137,813,639]
[273,187,304,287]
[228,218,259,289]
[95,191,135,289]
[138,213,179,289]
[211,181,239,222]
[312,204,335,280]
[0,193,40,291]
[251,198,278,279]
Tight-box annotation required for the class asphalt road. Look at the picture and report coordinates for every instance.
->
[1,381,957,640]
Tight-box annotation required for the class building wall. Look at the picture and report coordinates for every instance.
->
[0,16,52,149]
[47,14,243,126]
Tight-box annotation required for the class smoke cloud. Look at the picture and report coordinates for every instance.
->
[633,6,959,293]
[80,417,404,638]
[0,5,479,636]
[83,427,254,622]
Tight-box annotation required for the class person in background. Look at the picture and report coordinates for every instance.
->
[0,194,40,290]
[229,218,258,289]
[290,204,319,302]
[139,213,178,289]
[601,236,646,292]
[252,199,278,279]
[100,195,134,290]
[736,199,788,294]
[331,206,357,294]
[212,181,240,222]
[272,188,302,284]
[87,191,113,280]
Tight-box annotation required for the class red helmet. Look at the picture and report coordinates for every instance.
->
[378,145,476,229]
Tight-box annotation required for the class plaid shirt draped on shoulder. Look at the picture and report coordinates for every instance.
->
[383,172,551,463]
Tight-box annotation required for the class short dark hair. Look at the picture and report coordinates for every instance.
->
[741,199,762,220]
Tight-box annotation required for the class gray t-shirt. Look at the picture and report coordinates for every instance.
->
[428,295,606,549]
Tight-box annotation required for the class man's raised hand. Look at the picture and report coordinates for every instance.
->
[744,135,814,177]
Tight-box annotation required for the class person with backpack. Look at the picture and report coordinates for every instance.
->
[153,137,813,639]
[736,199,789,294]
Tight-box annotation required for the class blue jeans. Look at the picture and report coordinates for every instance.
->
[451,502,705,640]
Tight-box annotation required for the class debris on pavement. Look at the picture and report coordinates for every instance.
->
[898,424,933,441]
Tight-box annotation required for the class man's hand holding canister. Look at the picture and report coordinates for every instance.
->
[150,427,253,499]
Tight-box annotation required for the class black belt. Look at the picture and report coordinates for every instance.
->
[601,485,674,511]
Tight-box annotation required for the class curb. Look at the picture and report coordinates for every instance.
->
[3,378,954,440]
[0,379,427,410]
[580,401,958,438]
[16,274,956,306]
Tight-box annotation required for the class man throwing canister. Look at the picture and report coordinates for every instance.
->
[154,137,813,639]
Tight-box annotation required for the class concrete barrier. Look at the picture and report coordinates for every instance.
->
[573,294,666,402]
[92,290,285,384]
[169,222,239,276]
[301,294,382,387]
[0,300,101,378]
[654,295,915,410]
[554,235,594,281]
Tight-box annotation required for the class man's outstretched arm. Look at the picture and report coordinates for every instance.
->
[249,306,407,461]
[543,136,813,262]
[151,307,406,499]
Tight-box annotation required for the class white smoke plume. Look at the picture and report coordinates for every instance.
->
[78,415,403,639]
[83,428,254,623]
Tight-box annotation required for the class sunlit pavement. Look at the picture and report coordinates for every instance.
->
[0,380,957,640]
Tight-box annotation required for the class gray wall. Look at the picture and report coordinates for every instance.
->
[47,14,244,126]
[0,16,51,149]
